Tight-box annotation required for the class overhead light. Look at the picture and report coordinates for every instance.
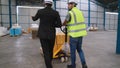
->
[106,12,118,15]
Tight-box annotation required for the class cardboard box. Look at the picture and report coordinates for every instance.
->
[31,29,38,39]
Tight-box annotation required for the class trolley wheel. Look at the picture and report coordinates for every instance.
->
[61,57,65,62]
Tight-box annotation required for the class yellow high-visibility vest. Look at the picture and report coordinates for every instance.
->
[67,7,87,38]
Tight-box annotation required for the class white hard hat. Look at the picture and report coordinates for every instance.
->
[68,0,78,4]
[44,0,53,4]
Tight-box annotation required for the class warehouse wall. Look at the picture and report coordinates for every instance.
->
[90,2,104,30]
[11,0,17,26]
[105,14,118,30]
[0,0,16,27]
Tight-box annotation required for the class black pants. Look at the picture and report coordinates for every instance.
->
[40,39,55,68]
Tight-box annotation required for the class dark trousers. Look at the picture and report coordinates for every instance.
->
[40,39,55,68]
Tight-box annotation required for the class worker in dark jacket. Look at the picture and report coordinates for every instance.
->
[32,0,62,68]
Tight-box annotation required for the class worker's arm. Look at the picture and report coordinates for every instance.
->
[62,19,68,26]
[54,12,62,28]
[62,13,71,26]
[32,10,40,21]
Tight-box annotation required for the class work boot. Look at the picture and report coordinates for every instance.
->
[67,65,76,68]
[82,64,88,68]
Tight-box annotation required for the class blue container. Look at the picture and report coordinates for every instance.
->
[10,28,15,36]
[10,28,22,36]
[15,28,22,36]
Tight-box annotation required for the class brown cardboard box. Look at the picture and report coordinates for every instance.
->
[31,29,38,39]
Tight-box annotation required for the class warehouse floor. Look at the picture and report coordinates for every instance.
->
[0,31,120,68]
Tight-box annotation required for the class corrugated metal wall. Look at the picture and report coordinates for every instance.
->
[0,0,16,27]
[105,14,118,30]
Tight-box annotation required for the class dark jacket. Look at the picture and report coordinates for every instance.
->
[32,6,62,39]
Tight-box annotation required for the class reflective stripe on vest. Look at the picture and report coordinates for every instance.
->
[71,10,77,24]
[68,28,86,33]
[67,22,85,26]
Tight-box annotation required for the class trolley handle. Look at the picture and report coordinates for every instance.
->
[60,26,67,42]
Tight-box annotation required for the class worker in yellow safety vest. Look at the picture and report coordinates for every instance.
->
[62,0,88,68]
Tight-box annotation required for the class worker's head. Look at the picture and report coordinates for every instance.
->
[44,0,53,7]
[68,0,77,10]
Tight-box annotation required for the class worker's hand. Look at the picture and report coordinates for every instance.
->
[62,20,67,26]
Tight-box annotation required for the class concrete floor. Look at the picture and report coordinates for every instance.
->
[0,31,120,68]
